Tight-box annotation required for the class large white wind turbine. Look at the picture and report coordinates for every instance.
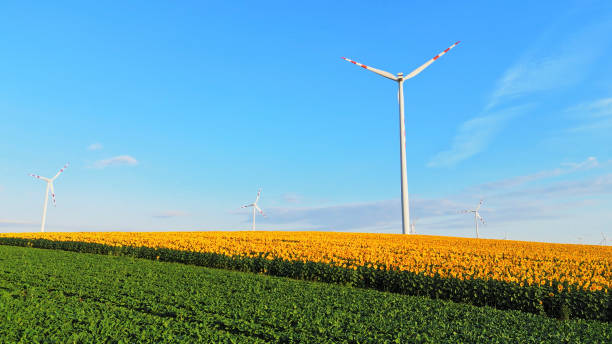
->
[241,189,266,231]
[342,41,460,235]
[30,163,69,232]
[461,200,485,238]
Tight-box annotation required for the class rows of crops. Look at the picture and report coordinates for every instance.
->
[2,231,607,291]
[1,233,609,321]
[1,245,610,343]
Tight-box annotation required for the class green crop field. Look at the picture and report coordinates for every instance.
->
[0,245,610,344]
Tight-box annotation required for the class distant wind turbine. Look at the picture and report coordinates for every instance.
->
[30,163,69,232]
[342,41,461,235]
[600,232,608,246]
[410,217,418,234]
[461,200,485,238]
[241,189,266,230]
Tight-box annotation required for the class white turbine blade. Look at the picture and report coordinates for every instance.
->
[30,174,51,182]
[478,214,486,225]
[476,199,483,211]
[241,203,254,208]
[255,189,262,203]
[342,57,398,81]
[52,163,69,180]
[49,183,56,206]
[404,41,460,80]
[255,205,266,217]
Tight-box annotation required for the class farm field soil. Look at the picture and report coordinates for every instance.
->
[0,245,610,344]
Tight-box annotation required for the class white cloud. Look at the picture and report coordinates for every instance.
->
[261,198,469,232]
[487,54,594,110]
[470,157,599,192]
[152,210,189,219]
[566,97,612,132]
[264,200,400,231]
[281,193,302,204]
[427,105,531,167]
[0,219,36,228]
[488,20,612,109]
[87,143,103,151]
[567,98,612,118]
[257,158,612,240]
[503,173,612,199]
[93,155,138,168]
[429,20,612,168]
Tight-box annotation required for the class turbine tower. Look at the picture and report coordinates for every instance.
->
[342,41,460,234]
[30,163,69,232]
[241,189,266,230]
[461,200,485,238]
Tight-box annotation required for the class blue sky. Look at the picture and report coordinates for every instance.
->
[1,1,611,244]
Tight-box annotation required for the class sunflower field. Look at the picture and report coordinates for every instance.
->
[0,231,609,321]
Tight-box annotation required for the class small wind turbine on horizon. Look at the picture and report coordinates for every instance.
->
[600,232,608,246]
[342,41,460,235]
[461,200,486,238]
[241,189,266,231]
[410,217,418,234]
[30,163,69,232]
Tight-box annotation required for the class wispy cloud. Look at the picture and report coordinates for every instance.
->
[281,193,302,204]
[262,198,469,232]
[429,20,612,167]
[489,20,612,109]
[487,55,596,110]
[87,143,103,151]
[264,200,400,232]
[0,219,36,228]
[470,156,599,192]
[427,104,532,167]
[93,155,138,168]
[503,173,612,199]
[152,210,189,219]
[260,158,612,239]
[566,97,612,132]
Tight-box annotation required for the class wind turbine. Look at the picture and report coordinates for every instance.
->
[342,41,460,235]
[241,189,266,230]
[461,200,485,238]
[30,163,69,232]
[600,232,608,246]
[410,217,418,234]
